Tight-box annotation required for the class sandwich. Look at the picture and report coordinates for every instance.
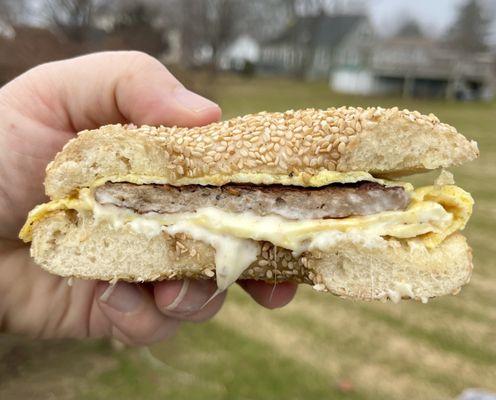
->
[19,107,478,302]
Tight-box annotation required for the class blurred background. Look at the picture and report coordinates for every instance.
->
[1,0,495,399]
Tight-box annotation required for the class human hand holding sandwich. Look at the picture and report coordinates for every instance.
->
[0,51,297,345]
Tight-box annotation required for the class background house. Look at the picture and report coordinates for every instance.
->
[258,13,374,80]
[219,34,260,71]
[331,35,495,100]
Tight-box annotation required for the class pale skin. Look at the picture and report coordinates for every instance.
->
[0,51,297,345]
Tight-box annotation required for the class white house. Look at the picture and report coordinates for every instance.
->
[219,34,260,71]
[258,13,374,80]
[331,35,496,100]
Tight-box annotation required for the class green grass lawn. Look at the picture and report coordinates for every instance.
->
[1,75,495,400]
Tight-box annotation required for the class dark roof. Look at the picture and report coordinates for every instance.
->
[266,13,366,47]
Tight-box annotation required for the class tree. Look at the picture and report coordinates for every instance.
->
[447,0,489,52]
[45,0,111,43]
[0,0,29,24]
[178,0,282,70]
[395,19,424,38]
[113,2,155,28]
[43,0,168,55]
[177,0,239,69]
[282,0,365,16]
[110,2,166,57]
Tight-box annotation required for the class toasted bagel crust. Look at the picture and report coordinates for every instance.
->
[44,107,478,199]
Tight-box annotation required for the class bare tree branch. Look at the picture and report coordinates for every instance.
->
[0,0,28,25]
[45,0,110,43]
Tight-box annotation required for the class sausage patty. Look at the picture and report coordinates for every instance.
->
[94,181,410,220]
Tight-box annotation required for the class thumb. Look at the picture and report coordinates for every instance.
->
[26,51,221,131]
[114,52,221,127]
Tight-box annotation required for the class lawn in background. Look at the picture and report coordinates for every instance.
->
[1,75,495,400]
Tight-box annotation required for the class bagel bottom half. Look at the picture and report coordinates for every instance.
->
[30,210,472,302]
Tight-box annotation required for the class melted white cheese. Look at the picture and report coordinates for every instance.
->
[186,204,453,253]
[128,218,163,238]
[386,282,415,303]
[164,222,260,291]
[308,230,388,253]
[90,200,451,254]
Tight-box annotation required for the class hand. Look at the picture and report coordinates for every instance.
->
[0,51,297,345]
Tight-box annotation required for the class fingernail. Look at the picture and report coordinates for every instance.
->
[100,282,144,313]
[165,279,190,311]
[173,87,219,112]
[164,280,217,314]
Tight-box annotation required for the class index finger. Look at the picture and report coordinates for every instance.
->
[238,280,298,309]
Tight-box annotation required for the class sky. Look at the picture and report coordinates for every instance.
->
[365,0,496,40]
[366,0,468,37]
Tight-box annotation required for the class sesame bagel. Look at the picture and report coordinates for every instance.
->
[45,107,478,199]
[21,106,478,302]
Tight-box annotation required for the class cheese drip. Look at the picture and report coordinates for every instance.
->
[165,223,260,290]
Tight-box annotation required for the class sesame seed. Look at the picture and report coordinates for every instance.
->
[204,269,215,277]
[119,107,444,183]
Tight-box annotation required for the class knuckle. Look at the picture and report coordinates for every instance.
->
[125,50,163,70]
